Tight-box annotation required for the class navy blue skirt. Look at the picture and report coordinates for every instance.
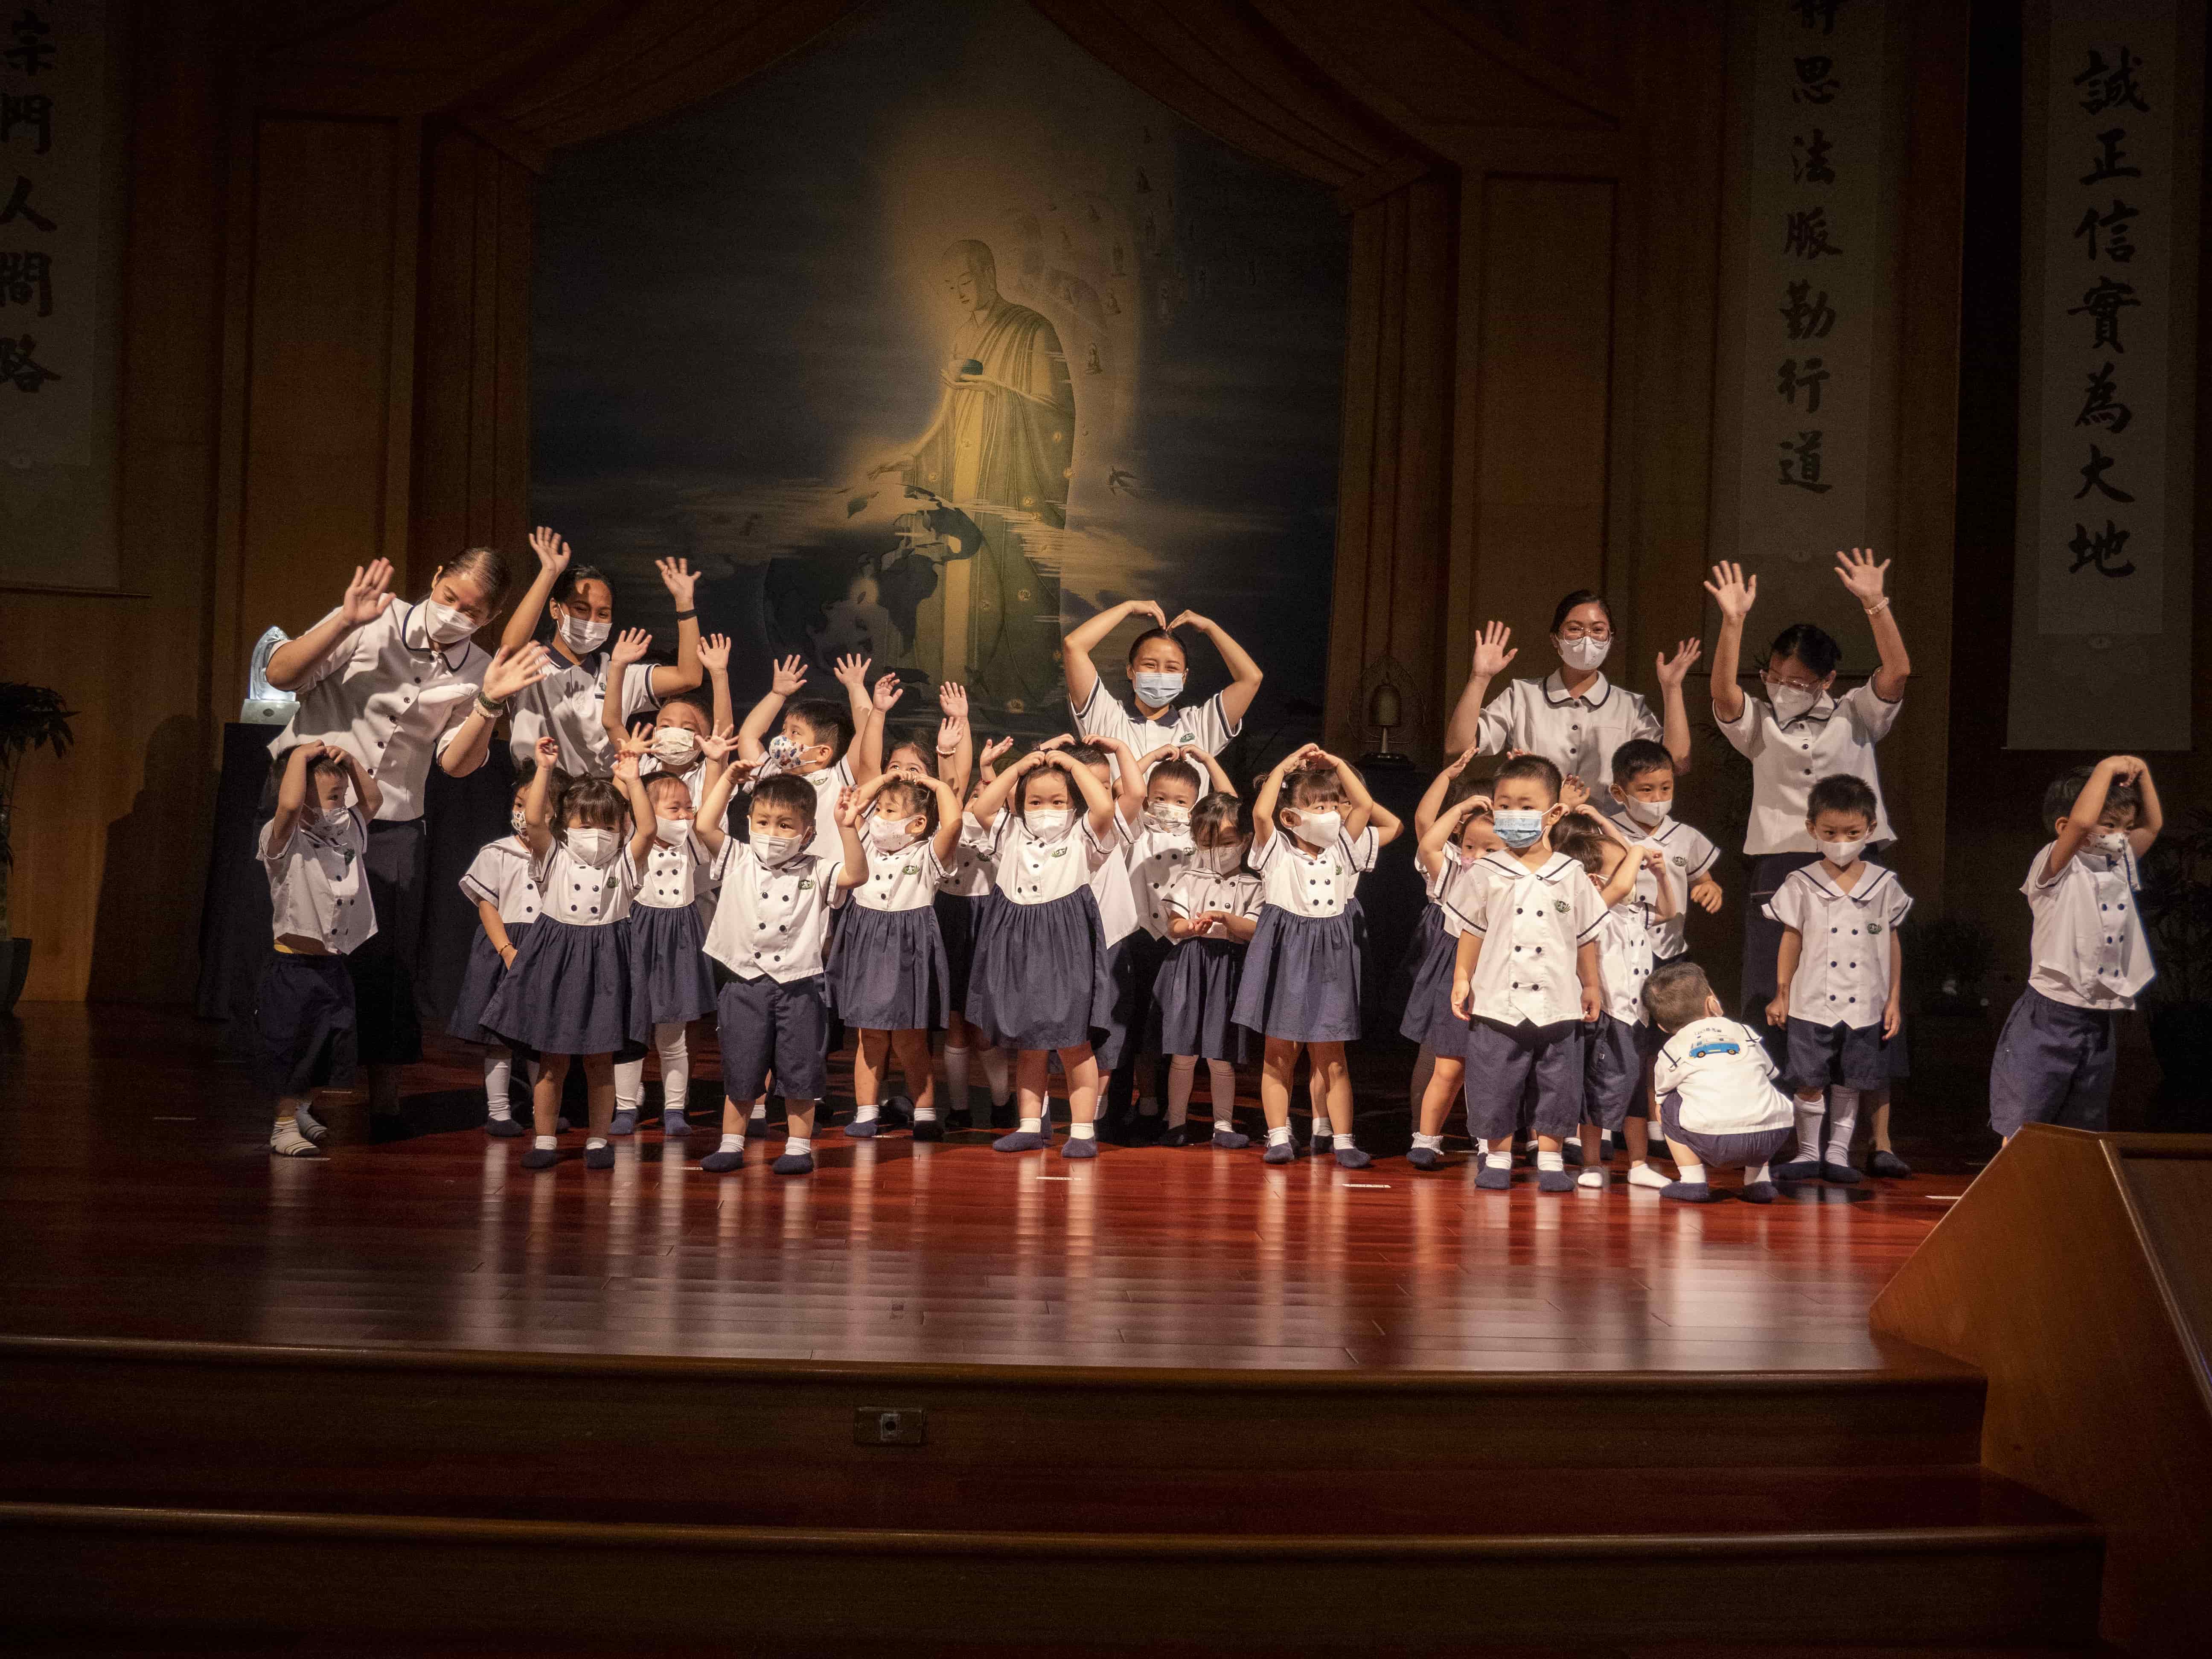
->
[1151,936,1252,1062]
[449,920,533,1045]
[830,902,952,1031]
[628,902,717,1025]
[966,887,1111,1053]
[1397,905,1458,1049]
[1232,905,1362,1044]
[482,917,648,1057]
[934,890,988,1010]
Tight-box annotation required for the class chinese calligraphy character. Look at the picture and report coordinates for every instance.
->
[0,248,49,315]
[2073,46,2150,116]
[1790,128,1836,185]
[2072,198,2137,262]
[2075,361,2132,434]
[1783,207,1845,259]
[1776,357,1830,413]
[1779,279,1837,340]
[1777,430,1832,493]
[0,174,53,233]
[0,330,55,390]
[0,93,50,156]
[2067,520,2135,578]
[1789,0,1841,36]
[2068,276,2139,351]
[2079,128,2142,187]
[2,8,52,77]
[2074,443,2136,503]
[1791,55,1840,104]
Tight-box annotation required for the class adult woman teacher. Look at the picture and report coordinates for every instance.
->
[265,552,552,1118]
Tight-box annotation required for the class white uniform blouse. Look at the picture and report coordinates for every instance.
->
[459,836,543,926]
[1474,672,1662,797]
[1717,684,1901,854]
[505,651,658,778]
[705,845,847,981]
[1104,812,1197,944]
[1765,862,1913,1029]
[985,815,1117,906]
[1070,682,1239,774]
[1602,811,1718,960]
[939,810,1003,899]
[260,808,377,954]
[535,843,640,928]
[1445,850,1606,1029]
[851,838,947,914]
[1250,827,1377,919]
[1653,1016,1797,1135]
[2021,842,2156,1010]
[635,832,713,911]
[1163,866,1264,940]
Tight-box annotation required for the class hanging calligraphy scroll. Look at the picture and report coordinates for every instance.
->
[1712,0,1902,671]
[2008,0,2199,749]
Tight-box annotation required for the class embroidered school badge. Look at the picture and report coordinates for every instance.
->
[901,864,920,876]
[1866,920,1884,934]
[1671,856,1686,867]
[797,879,815,891]
[1554,899,1568,913]
[1051,847,1069,858]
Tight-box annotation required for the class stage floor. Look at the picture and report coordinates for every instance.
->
[3,1005,1974,1374]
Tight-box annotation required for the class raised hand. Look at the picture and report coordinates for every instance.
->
[529,527,572,578]
[700,725,740,763]
[1560,774,1590,808]
[771,655,808,697]
[1704,562,1758,623]
[612,753,640,786]
[341,560,395,627]
[1470,620,1516,679]
[484,643,553,702]
[939,682,969,723]
[609,626,651,668]
[696,633,731,675]
[619,720,655,759]
[936,716,963,756]
[1036,732,1075,753]
[1442,745,1478,779]
[1655,637,1702,689]
[872,672,905,714]
[1129,599,1170,630]
[1834,546,1889,607]
[832,653,871,693]
[1640,845,1668,875]
[1166,609,1211,633]
[979,735,1013,767]
[655,556,699,608]
[534,734,561,768]
[835,785,859,825]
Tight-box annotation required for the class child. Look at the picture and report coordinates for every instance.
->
[829,765,965,1140]
[1603,738,1722,967]
[1447,753,1605,1192]
[736,653,872,859]
[963,744,1122,1157]
[1558,810,1674,1190]
[940,733,1016,1128]
[608,766,724,1137]
[1764,773,1913,1183]
[1153,789,1262,1147]
[604,630,737,811]
[480,739,655,1171]
[1645,961,1798,1202]
[1405,787,1502,1169]
[1988,756,2161,1144]
[451,762,552,1138]
[1234,745,1402,1168]
[1062,597,1263,768]
[692,751,862,1174]
[260,742,381,1156]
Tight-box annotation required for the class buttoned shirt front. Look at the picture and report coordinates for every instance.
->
[1654,1016,1796,1136]
[536,843,640,927]
[705,845,848,981]
[1070,682,1239,778]
[939,810,1002,898]
[261,807,377,954]
[852,836,946,914]
[2022,841,2156,1010]
[269,603,489,823]
[987,815,1116,906]
[1766,862,1913,1029]
[459,836,543,926]
[1164,866,1263,940]
[1604,811,1718,959]
[505,650,658,778]
[635,831,713,911]
[1251,826,1377,918]
[1108,813,1197,943]
[1595,896,1658,1025]
[1446,850,1605,1028]
[1475,672,1662,796]
[1717,683,1901,854]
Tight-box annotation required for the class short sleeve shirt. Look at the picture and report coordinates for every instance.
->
[2022,841,2155,1010]
[1250,826,1377,918]
[1766,862,1913,1030]
[1604,812,1719,960]
[704,844,848,981]
[940,810,1003,898]
[536,843,641,927]
[1164,866,1263,940]
[459,836,543,926]
[1110,815,1198,942]
[1595,896,1658,1025]
[634,832,713,911]
[1653,1016,1796,1135]
[852,838,947,914]
[1474,672,1662,797]
[1717,683,1901,854]
[1445,850,1606,1029]
[505,651,658,778]
[988,815,1117,906]
[260,807,377,954]
[1070,681,1239,774]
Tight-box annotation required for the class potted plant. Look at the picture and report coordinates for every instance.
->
[0,682,76,1013]
[2135,806,2212,1107]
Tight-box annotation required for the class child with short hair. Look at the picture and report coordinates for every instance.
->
[1153,788,1262,1147]
[1764,773,1912,1182]
[1447,753,1605,1192]
[1603,738,1722,966]
[1988,756,2161,1143]
[1645,961,1798,1202]
[260,741,381,1156]
[940,731,1016,1127]
[1406,782,1499,1169]
[451,761,552,1138]
[736,653,872,859]
[603,629,737,815]
[608,765,723,1137]
[1234,745,1402,1168]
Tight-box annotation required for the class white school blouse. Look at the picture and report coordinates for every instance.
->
[705,844,848,981]
[1602,812,1718,960]
[984,815,1117,906]
[536,843,641,927]
[260,807,376,954]
[1444,850,1606,1029]
[1104,811,1197,944]
[1250,826,1377,919]
[1474,672,1662,796]
[1594,896,1658,1026]
[2021,841,2155,1010]
[1717,683,1901,855]
[940,809,1004,899]
[1070,681,1239,772]
[459,836,543,926]
[1653,1016,1796,1136]
[504,649,658,778]
[270,602,489,823]
[635,832,713,911]
[1426,845,1474,940]
[1163,866,1264,940]
[752,756,856,861]
[852,838,947,914]
[1765,862,1913,1029]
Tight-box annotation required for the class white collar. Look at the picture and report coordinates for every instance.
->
[1542,669,1612,709]
[399,601,472,672]
[1802,863,1891,905]
[1478,849,1578,885]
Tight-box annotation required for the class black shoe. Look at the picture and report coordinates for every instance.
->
[913,1119,945,1142]
[945,1106,972,1131]
[1157,1123,1199,1147]
[1868,1149,1913,1179]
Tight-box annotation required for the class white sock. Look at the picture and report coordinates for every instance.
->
[1207,1061,1237,1121]
[1793,1095,1825,1160]
[982,1046,1013,1105]
[1019,1115,1043,1134]
[613,1057,646,1113]
[1334,1129,1357,1152]
[1484,1150,1512,1170]
[750,1101,768,1122]
[1825,1086,1861,1165]
[1746,1161,1772,1184]
[944,1045,970,1109]
[1267,1124,1292,1146]
[1166,1056,1196,1127]
[786,1135,812,1155]
[914,1105,937,1122]
[1412,1132,1443,1152]
[1537,1150,1564,1173]
[854,1103,880,1124]
[719,1133,743,1154]
[1070,1121,1096,1140]
[1628,1161,1671,1188]
[654,1023,688,1112]
[1676,1160,1706,1184]
[586,1136,608,1151]
[534,1135,557,1151]
[484,1050,512,1114]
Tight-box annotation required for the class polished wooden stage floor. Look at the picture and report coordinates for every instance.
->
[3,1005,1973,1374]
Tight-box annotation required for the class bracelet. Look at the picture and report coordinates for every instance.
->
[674,608,697,621]
[1863,597,1891,616]
[474,692,504,718]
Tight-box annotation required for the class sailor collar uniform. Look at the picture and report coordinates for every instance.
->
[1445,850,1605,1029]
[459,836,543,925]
[1765,862,1913,1029]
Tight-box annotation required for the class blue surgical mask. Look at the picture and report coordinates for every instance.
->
[1132,670,1185,707]
[1493,809,1545,848]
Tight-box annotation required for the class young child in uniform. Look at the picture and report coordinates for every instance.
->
[1764,773,1913,1183]
[1645,961,1798,1202]
[451,761,552,1137]
[830,766,966,1140]
[481,740,655,1171]
[963,744,1122,1157]
[1153,789,1262,1147]
[1406,787,1500,1169]
[1447,753,1605,1192]
[604,630,736,821]
[940,733,1017,1127]
[692,751,862,1174]
[736,653,872,860]
[1988,756,2161,1143]
[261,742,381,1156]
[1234,745,1402,1168]
[1556,810,1673,1189]
[607,766,724,1137]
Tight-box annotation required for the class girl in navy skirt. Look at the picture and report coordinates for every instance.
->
[608,765,724,1137]
[939,735,1015,1126]
[963,744,1120,1158]
[482,738,653,1171]
[1404,785,1499,1169]
[451,760,554,1138]
[1232,745,1402,1168]
[1152,790,1261,1147]
[830,766,965,1139]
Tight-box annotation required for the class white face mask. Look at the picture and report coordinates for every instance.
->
[1286,808,1342,847]
[559,613,611,655]
[566,827,619,867]
[1132,670,1185,707]
[1142,803,1193,837]
[2089,830,2130,856]
[752,832,801,866]
[655,816,691,845]
[299,806,334,836]
[1557,635,1610,672]
[1820,837,1866,868]
[1770,682,1824,721]
[510,806,529,837]
[1025,808,1072,840]
[649,726,699,763]
[1194,841,1246,874]
[421,599,478,646]
[868,815,917,851]
[1620,796,1671,827]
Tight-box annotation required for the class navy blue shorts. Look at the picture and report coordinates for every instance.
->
[719,973,832,1103]
[1784,1016,1894,1093]
[1987,987,2118,1138]
[1461,1017,1584,1141]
